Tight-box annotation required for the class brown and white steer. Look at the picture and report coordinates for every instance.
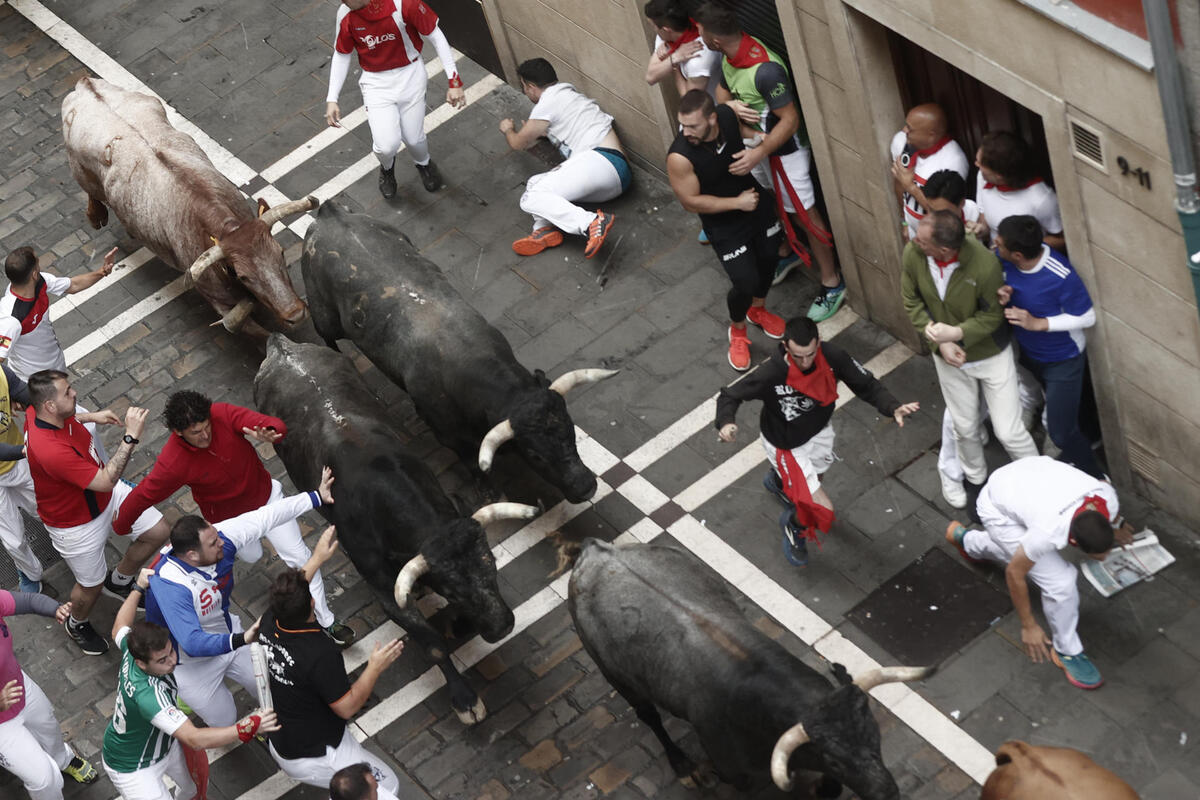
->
[982,741,1139,799]
[61,76,314,332]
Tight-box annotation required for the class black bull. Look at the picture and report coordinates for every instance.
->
[568,539,933,798]
[253,334,540,724]
[300,201,615,505]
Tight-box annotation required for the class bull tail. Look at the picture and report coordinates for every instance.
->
[549,533,584,578]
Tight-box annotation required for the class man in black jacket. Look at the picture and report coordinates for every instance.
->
[715,317,919,565]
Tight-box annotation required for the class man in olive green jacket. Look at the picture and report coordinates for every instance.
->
[901,210,1037,518]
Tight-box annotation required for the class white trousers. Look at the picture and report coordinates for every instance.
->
[520,149,623,236]
[760,427,836,495]
[966,488,1083,656]
[938,368,1043,483]
[174,645,256,728]
[0,460,41,580]
[104,743,194,800]
[236,480,334,628]
[933,346,1038,484]
[361,63,430,168]
[269,727,399,795]
[0,673,72,800]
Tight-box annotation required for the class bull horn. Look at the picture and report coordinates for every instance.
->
[213,297,256,332]
[477,419,514,472]
[188,240,225,281]
[471,502,540,527]
[259,195,318,228]
[548,368,619,396]
[852,666,934,692]
[392,554,430,609]
[769,722,810,791]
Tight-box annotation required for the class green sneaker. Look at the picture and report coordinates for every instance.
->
[1051,650,1103,689]
[63,756,98,784]
[323,621,357,648]
[806,281,846,322]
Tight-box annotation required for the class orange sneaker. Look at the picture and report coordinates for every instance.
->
[583,211,615,259]
[745,306,785,339]
[728,326,751,371]
[513,227,564,256]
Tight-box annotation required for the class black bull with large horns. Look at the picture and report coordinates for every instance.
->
[301,201,615,504]
[61,77,315,333]
[253,334,542,724]
[568,539,934,798]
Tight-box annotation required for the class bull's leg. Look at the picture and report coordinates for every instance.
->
[605,677,700,784]
[388,604,486,725]
[85,196,108,229]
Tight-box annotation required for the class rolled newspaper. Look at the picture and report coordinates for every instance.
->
[250,642,273,709]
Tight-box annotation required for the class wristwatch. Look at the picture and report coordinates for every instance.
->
[122,434,139,445]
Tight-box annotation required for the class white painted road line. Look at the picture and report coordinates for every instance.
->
[63,275,189,365]
[48,248,155,322]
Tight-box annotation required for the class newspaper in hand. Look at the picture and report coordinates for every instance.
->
[250,642,273,709]
[1081,529,1175,598]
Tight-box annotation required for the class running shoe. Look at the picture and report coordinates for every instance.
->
[512,227,564,256]
[324,621,357,648]
[806,281,846,322]
[415,160,443,192]
[762,469,791,508]
[772,252,801,285]
[63,756,98,785]
[584,210,615,259]
[779,510,809,567]
[945,521,983,564]
[1051,650,1103,690]
[101,572,134,601]
[378,164,397,199]
[16,570,41,595]
[66,620,109,656]
[698,228,709,245]
[727,326,751,371]
[940,471,967,509]
[745,306,785,339]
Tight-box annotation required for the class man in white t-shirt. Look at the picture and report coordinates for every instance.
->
[1,246,115,379]
[643,0,722,98]
[889,104,969,241]
[974,131,1065,251]
[499,59,628,260]
[946,456,1130,690]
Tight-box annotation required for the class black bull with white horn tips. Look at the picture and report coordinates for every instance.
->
[300,201,616,504]
[253,334,543,724]
[567,539,934,798]
[61,76,315,333]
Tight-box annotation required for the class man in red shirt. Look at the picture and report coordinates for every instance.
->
[24,371,171,656]
[324,0,466,198]
[114,391,354,646]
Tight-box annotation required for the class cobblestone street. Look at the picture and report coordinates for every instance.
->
[1,2,1199,799]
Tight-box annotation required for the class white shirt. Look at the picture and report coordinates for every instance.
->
[529,83,613,159]
[0,273,72,380]
[653,34,722,96]
[975,173,1063,235]
[890,131,969,240]
[926,255,959,301]
[984,457,1118,562]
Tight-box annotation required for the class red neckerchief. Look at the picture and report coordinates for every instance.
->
[932,255,958,279]
[727,33,770,68]
[1068,495,1110,546]
[665,23,701,54]
[776,449,836,539]
[983,177,1042,192]
[913,136,952,159]
[784,347,837,406]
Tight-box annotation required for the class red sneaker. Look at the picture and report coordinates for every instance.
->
[745,306,785,339]
[728,326,751,371]
[512,227,564,256]
[583,211,615,259]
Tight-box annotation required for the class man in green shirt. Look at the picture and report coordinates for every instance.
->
[101,572,278,800]
[694,2,843,322]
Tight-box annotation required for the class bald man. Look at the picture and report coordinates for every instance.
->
[890,104,968,241]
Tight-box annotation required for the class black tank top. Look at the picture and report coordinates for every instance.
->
[668,105,777,244]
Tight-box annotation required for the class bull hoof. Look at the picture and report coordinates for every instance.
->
[692,764,719,790]
[454,696,487,725]
[86,199,108,229]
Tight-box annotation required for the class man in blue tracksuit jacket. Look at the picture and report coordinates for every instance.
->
[145,467,335,727]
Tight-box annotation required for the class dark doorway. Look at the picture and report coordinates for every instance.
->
[888,30,1054,192]
[431,0,503,77]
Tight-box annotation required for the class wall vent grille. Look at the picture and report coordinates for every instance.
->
[1127,438,1160,485]
[1069,117,1106,172]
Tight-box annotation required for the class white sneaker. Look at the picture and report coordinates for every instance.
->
[940,472,967,509]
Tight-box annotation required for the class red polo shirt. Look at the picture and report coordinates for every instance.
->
[112,403,286,535]
[335,0,439,72]
[25,409,109,527]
